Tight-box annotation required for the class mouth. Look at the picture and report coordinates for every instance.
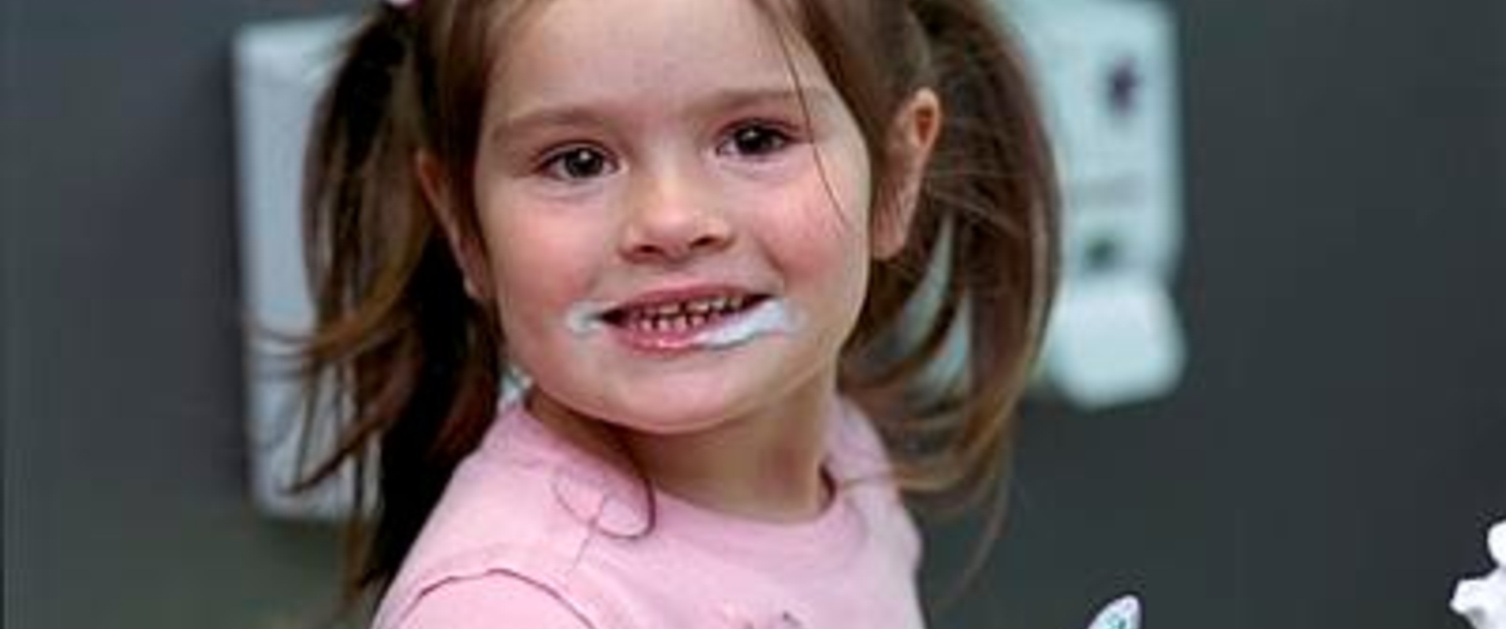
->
[600,291,769,335]
[565,288,795,353]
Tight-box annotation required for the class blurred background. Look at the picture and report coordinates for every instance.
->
[3,0,1503,627]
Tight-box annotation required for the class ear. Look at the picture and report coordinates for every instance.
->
[872,88,943,260]
[416,151,491,301]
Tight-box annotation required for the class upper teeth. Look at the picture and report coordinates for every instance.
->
[634,295,743,319]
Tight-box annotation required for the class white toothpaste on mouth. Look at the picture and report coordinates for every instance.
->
[688,298,798,349]
[564,300,611,336]
[561,297,799,349]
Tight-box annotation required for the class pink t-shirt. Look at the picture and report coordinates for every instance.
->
[370,399,928,629]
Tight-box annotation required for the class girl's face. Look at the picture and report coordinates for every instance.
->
[467,0,902,434]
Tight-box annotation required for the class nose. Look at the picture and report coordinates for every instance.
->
[619,164,733,264]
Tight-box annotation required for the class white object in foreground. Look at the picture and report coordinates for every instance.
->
[1086,594,1141,629]
[1453,520,1506,629]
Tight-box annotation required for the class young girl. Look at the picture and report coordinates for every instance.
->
[296,0,1057,626]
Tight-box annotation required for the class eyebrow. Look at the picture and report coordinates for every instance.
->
[490,85,843,140]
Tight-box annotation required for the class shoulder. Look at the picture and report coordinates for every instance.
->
[392,572,593,629]
[372,403,646,629]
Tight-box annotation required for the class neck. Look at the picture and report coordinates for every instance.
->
[624,390,835,522]
[528,376,837,523]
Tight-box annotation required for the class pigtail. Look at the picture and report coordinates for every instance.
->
[295,3,500,604]
[838,0,1059,589]
[911,0,1058,501]
[812,0,1061,603]
[894,0,1058,600]
[839,0,1057,506]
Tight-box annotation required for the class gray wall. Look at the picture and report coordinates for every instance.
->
[926,1,1506,627]
[4,2,355,627]
[4,1,1503,628]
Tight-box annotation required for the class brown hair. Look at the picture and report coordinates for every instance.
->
[294,0,1057,610]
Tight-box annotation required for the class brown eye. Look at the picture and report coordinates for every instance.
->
[542,146,616,180]
[718,123,794,158]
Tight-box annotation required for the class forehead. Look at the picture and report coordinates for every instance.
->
[487,0,830,116]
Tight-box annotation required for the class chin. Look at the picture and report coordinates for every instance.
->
[596,388,750,436]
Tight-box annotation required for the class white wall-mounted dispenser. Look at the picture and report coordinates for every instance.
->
[233,17,359,518]
[1007,0,1188,410]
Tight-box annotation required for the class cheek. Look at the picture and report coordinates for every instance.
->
[743,159,875,309]
[758,204,867,274]
[474,198,598,329]
[481,216,598,377]
[776,151,875,273]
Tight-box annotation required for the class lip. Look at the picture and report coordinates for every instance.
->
[576,284,774,354]
[607,284,760,314]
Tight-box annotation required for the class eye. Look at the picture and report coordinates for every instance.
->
[717,122,796,159]
[539,145,617,181]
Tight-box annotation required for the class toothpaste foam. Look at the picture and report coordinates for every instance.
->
[689,298,798,349]
[564,300,610,336]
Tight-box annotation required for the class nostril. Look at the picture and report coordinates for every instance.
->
[621,219,733,262]
[688,232,730,252]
